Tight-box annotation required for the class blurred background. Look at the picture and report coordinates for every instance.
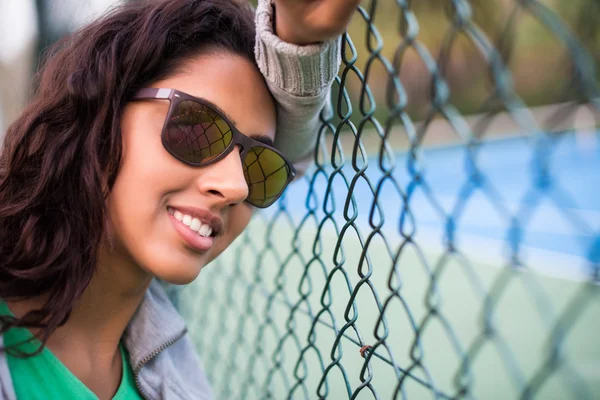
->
[1,1,599,399]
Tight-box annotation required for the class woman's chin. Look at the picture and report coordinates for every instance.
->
[149,262,205,286]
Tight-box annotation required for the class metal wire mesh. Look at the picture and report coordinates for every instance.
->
[176,0,600,398]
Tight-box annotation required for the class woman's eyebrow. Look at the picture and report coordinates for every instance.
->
[202,99,238,127]
[250,135,275,147]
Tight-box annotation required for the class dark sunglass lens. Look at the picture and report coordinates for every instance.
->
[243,146,291,207]
[164,100,233,164]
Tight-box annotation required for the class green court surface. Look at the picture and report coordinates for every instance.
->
[179,216,600,400]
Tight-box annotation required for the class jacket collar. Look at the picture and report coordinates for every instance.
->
[122,279,187,373]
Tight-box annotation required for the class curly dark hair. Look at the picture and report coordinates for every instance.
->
[0,0,256,354]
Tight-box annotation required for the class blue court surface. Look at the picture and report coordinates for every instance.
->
[276,131,600,280]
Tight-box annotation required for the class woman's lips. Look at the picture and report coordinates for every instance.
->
[168,212,215,252]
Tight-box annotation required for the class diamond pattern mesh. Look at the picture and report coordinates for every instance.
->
[169,0,600,399]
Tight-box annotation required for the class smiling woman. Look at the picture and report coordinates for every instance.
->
[0,0,358,399]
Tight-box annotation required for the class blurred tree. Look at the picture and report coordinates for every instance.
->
[572,0,600,62]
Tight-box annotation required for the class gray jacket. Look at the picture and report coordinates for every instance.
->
[0,0,340,398]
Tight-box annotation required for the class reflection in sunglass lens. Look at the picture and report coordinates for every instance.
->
[243,146,290,208]
[164,100,233,164]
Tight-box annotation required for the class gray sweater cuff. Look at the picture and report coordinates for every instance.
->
[254,0,341,97]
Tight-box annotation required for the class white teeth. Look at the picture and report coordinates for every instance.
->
[174,211,183,222]
[198,224,210,237]
[171,209,213,237]
[190,218,201,231]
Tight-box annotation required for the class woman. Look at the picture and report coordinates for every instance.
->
[0,0,358,398]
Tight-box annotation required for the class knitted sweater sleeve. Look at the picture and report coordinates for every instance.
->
[254,0,341,174]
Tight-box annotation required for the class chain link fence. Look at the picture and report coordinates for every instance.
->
[175,0,600,399]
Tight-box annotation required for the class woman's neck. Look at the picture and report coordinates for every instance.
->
[6,248,153,399]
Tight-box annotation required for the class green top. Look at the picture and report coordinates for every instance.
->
[0,301,143,400]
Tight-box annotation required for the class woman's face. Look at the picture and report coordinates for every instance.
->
[107,51,277,285]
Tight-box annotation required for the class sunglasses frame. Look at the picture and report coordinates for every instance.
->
[131,88,297,208]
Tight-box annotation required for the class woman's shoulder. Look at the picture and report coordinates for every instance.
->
[123,281,213,399]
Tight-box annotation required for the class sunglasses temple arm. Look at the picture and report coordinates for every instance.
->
[133,88,173,100]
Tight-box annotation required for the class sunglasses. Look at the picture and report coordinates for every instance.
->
[132,88,296,208]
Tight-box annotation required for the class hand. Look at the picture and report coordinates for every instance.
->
[273,0,361,45]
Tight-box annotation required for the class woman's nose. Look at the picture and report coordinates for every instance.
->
[196,146,249,206]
